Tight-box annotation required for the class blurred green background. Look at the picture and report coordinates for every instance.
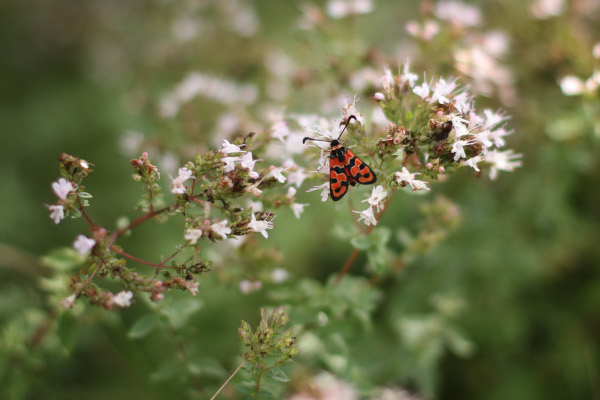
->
[1,0,599,399]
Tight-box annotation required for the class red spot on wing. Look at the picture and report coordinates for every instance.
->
[330,157,350,201]
[344,150,377,185]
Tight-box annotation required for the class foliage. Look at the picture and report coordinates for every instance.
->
[1,0,599,399]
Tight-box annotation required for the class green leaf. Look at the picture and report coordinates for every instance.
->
[161,297,203,329]
[233,381,254,395]
[128,315,158,339]
[267,367,290,383]
[78,191,93,199]
[350,235,371,250]
[57,312,79,353]
[42,248,84,272]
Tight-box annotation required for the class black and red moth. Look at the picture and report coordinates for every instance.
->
[303,115,377,201]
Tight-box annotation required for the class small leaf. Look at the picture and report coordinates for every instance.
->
[78,191,93,199]
[233,381,254,395]
[350,235,370,250]
[42,248,84,272]
[57,312,79,353]
[128,315,158,339]
[268,367,290,383]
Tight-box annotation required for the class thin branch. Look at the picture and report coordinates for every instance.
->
[110,245,174,269]
[77,196,95,228]
[88,259,104,281]
[112,204,173,241]
[210,360,246,400]
[336,196,394,283]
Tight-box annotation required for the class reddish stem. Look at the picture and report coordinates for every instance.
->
[112,204,173,241]
[335,196,393,283]
[88,259,104,281]
[110,245,174,269]
[77,196,95,228]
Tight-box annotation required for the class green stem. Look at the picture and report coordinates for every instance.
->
[253,367,272,399]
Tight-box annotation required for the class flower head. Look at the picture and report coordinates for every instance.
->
[362,185,387,212]
[73,234,96,255]
[171,167,194,195]
[248,214,274,238]
[60,294,76,310]
[485,149,522,180]
[112,290,134,308]
[211,219,232,239]
[221,139,246,154]
[307,182,330,202]
[52,178,74,200]
[184,228,203,244]
[48,204,65,224]
[395,167,430,191]
[353,206,377,226]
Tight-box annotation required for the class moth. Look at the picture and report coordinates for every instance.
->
[303,115,377,201]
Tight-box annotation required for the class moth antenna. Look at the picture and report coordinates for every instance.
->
[302,137,330,144]
[336,115,359,140]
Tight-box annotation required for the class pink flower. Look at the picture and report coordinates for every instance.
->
[52,178,74,200]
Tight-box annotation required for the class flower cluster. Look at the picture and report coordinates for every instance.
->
[50,128,295,310]
[303,63,521,226]
[238,306,299,395]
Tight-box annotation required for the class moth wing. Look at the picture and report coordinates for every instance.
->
[329,157,351,201]
[344,149,377,185]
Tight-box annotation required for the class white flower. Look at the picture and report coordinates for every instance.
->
[380,67,395,90]
[489,127,512,148]
[452,115,471,139]
[271,268,289,283]
[52,178,74,200]
[413,81,430,99]
[211,219,231,239]
[240,152,261,179]
[483,109,509,129]
[473,129,494,148]
[395,167,430,191]
[184,228,203,244]
[287,168,307,188]
[290,372,357,400]
[431,78,457,104]
[354,206,377,226]
[405,20,440,41]
[326,0,373,19]
[463,155,485,172]
[400,60,419,87]
[60,294,76,310]
[342,96,364,125]
[450,139,472,161]
[73,235,96,255]
[112,290,134,308]
[485,149,522,180]
[221,156,240,173]
[245,183,263,197]
[187,282,199,296]
[531,0,565,19]
[248,214,274,238]
[435,0,482,27]
[171,167,194,194]
[307,182,330,202]
[267,167,287,183]
[559,76,585,96]
[291,203,307,219]
[48,204,65,224]
[239,279,262,294]
[221,139,245,154]
[362,185,387,212]
[271,121,290,142]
